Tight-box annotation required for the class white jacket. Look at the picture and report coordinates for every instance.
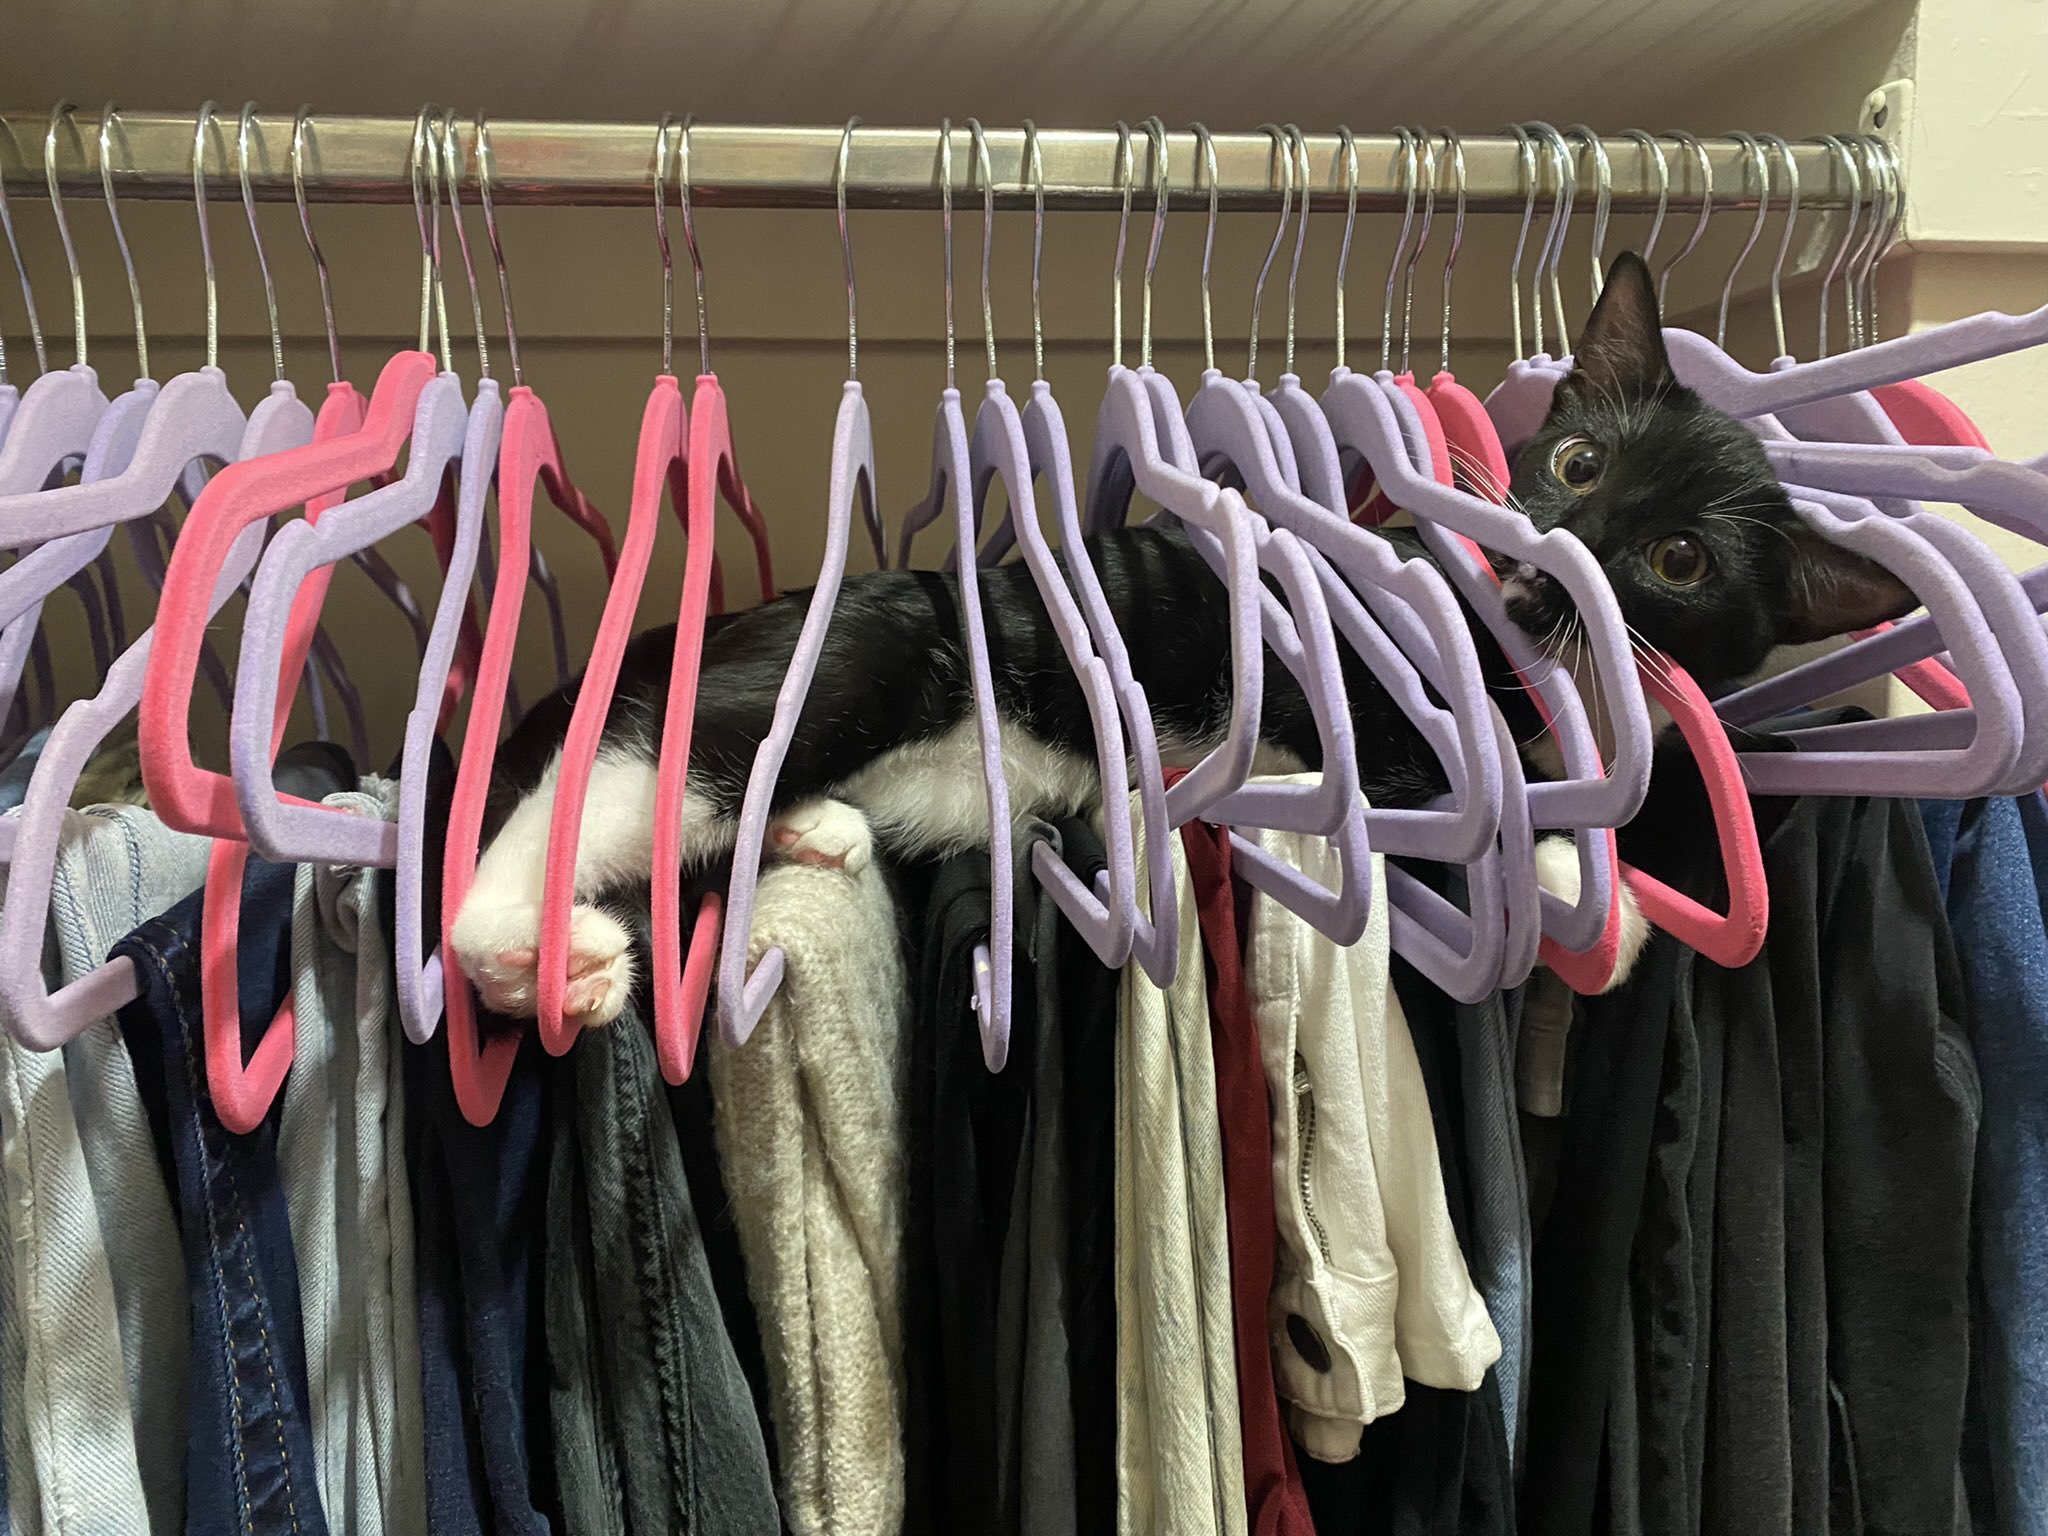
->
[1243,796,1501,1463]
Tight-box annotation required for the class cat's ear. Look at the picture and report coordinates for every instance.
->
[1561,250,1672,401]
[1778,522,1920,643]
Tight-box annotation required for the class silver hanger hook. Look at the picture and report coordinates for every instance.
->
[1757,132,1799,358]
[193,101,225,369]
[1192,121,1220,372]
[1841,140,1872,349]
[1250,122,1290,381]
[408,106,450,371]
[1621,129,1668,267]
[938,118,955,390]
[474,116,521,386]
[1843,138,1885,349]
[1333,126,1359,372]
[99,103,147,380]
[1502,123,1537,360]
[1023,119,1045,382]
[1399,127,1438,374]
[1564,124,1611,304]
[1809,135,1860,359]
[1716,131,1768,350]
[1110,121,1133,369]
[968,118,998,380]
[1657,130,1712,309]
[838,118,860,380]
[237,104,285,381]
[1141,116,1168,370]
[46,103,87,367]
[1864,134,1904,344]
[407,106,432,359]
[1525,122,1573,356]
[1436,128,1467,375]
[1381,127,1417,371]
[0,119,48,379]
[1848,135,1894,348]
[653,115,675,376]
[440,110,489,378]
[678,115,710,377]
[291,108,341,385]
[1283,124,1311,377]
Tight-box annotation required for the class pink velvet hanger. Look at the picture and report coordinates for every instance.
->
[533,117,776,1082]
[441,380,615,1123]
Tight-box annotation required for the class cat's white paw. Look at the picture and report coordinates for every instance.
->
[767,798,873,874]
[449,897,635,1027]
[450,899,544,1016]
[558,904,635,1030]
[1533,835,1652,992]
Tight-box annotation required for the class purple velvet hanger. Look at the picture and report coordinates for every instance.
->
[718,376,876,1049]
[1328,368,1636,952]
[0,505,274,1044]
[717,121,886,1051]
[395,382,504,1041]
[949,120,1153,975]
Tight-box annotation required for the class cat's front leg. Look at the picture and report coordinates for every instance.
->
[451,750,661,1028]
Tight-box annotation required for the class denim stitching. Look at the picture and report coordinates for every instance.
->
[0,1020,73,1531]
[127,933,257,1535]
[615,1039,693,1529]
[142,928,311,1536]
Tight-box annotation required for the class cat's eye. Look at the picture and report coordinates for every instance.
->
[1647,534,1711,586]
[1550,435,1603,491]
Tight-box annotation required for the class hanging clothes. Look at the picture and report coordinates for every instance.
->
[1566,788,1980,1536]
[0,806,207,1536]
[1241,785,1500,1465]
[1919,793,2048,1536]
[709,812,911,1536]
[405,1027,555,1536]
[1178,816,1317,1536]
[279,779,426,1536]
[1115,812,1246,1536]
[901,839,1037,1536]
[1296,949,1517,1536]
[544,984,778,1536]
[1052,817,1120,1536]
[112,846,331,1536]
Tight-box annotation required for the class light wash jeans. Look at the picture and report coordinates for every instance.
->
[2,807,208,1534]
[279,780,425,1536]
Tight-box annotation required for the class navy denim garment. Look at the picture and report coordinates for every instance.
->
[405,1029,557,1536]
[113,853,330,1536]
[1922,794,2048,1534]
[392,733,557,1536]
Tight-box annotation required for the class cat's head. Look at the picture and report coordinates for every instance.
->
[1500,250,1916,692]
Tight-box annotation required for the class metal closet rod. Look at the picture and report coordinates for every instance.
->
[3,111,1865,212]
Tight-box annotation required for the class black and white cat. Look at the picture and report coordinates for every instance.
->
[449,252,1917,1026]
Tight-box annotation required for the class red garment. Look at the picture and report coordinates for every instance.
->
[1179,816,1319,1536]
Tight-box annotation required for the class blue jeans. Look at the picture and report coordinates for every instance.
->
[1922,794,2048,1535]
[113,853,330,1536]
[405,1027,556,1536]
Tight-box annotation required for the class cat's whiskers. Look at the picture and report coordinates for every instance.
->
[1443,439,1514,506]
[1704,510,1801,558]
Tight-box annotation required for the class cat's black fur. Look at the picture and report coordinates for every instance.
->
[480,251,1917,848]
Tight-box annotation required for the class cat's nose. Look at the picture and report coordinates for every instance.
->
[1502,568,1574,641]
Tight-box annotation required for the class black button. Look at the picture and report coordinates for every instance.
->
[1287,1313,1332,1373]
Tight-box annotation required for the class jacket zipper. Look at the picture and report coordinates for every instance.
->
[1293,1051,1332,1264]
